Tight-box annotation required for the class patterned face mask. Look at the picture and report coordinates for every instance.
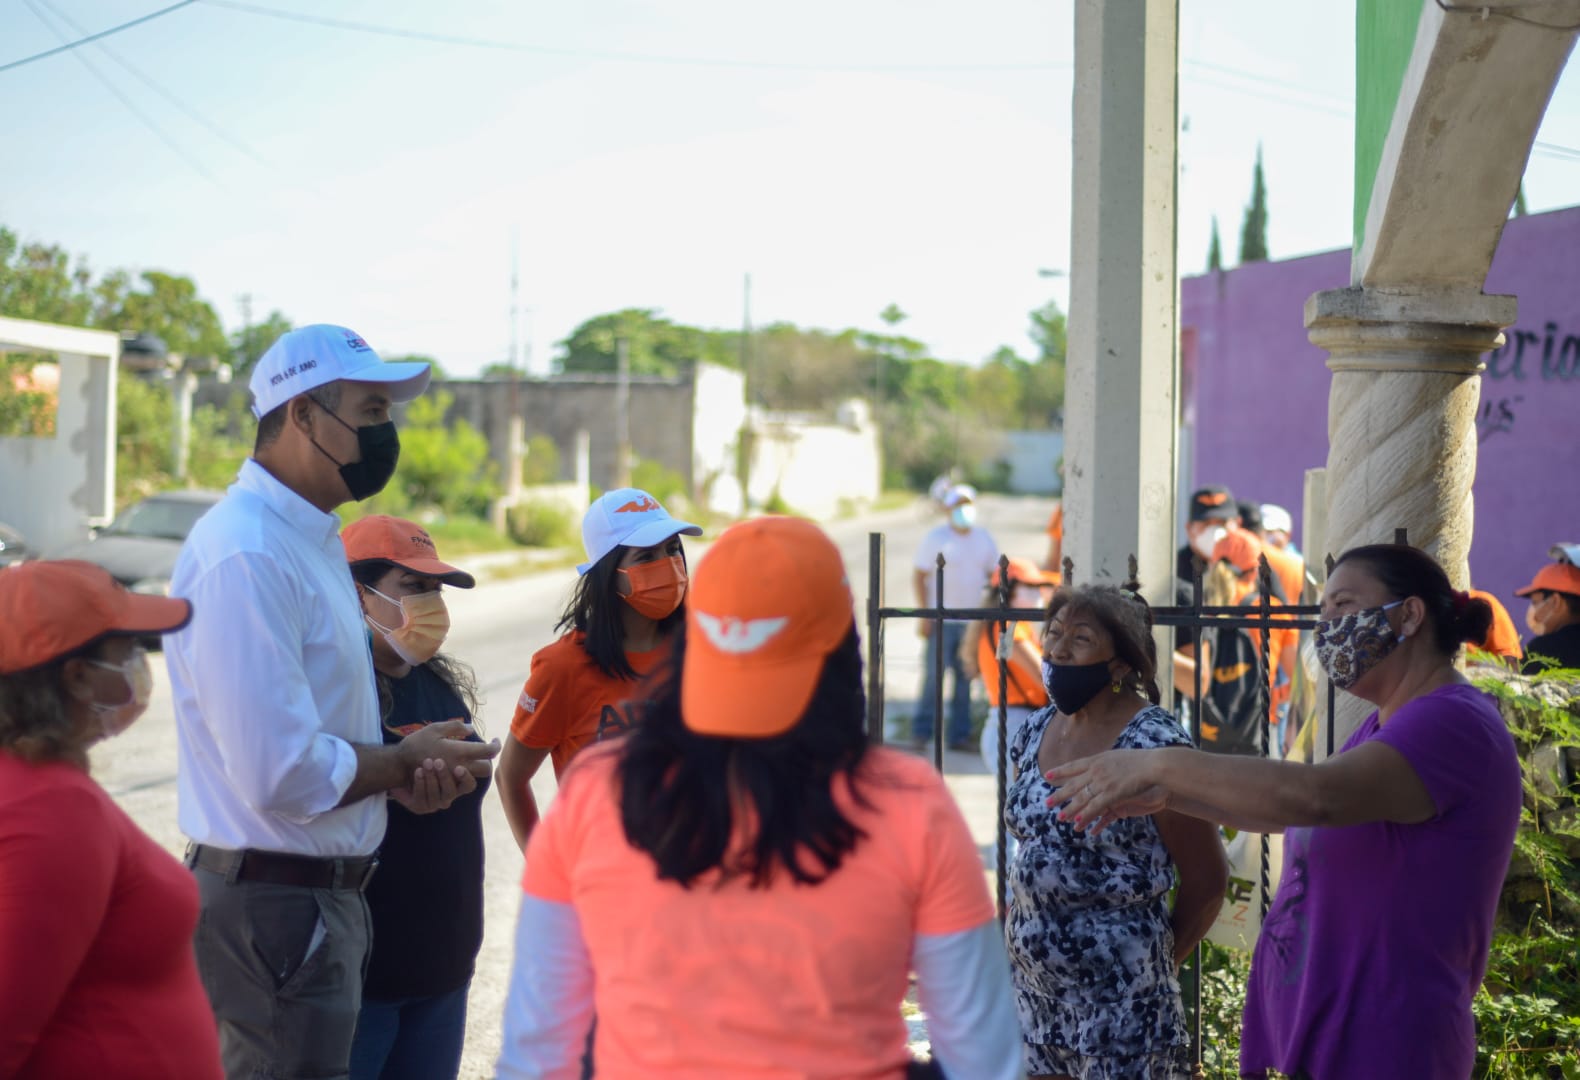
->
[1313,600,1403,690]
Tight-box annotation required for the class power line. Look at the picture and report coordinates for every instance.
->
[33,0,269,166]
[0,0,198,74]
[197,0,1070,73]
[21,0,220,186]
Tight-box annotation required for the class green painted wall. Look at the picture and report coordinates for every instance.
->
[1355,0,1425,247]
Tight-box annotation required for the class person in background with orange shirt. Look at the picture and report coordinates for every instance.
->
[1467,589,1522,664]
[495,516,1023,1079]
[1210,529,1299,755]
[0,561,222,1079]
[1042,503,1064,574]
[496,488,701,851]
[1241,500,1307,606]
[961,557,1057,776]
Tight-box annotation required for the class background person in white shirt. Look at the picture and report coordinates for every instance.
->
[911,484,1000,751]
[166,325,500,1080]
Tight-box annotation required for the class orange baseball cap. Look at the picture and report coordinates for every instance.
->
[1212,527,1264,574]
[341,516,476,588]
[682,516,854,739]
[991,556,1057,589]
[0,560,191,674]
[1515,560,1580,599]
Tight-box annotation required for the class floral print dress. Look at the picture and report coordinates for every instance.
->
[1004,703,1194,1080]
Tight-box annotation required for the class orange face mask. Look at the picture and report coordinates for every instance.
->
[619,555,687,620]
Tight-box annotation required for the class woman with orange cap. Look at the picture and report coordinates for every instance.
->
[495,516,1022,1079]
[341,516,494,1080]
[496,487,701,851]
[0,560,222,1079]
[1202,528,1298,757]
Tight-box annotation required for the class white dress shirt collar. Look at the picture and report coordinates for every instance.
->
[236,458,342,548]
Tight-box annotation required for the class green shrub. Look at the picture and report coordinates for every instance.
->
[630,455,686,504]
[1471,667,1580,1078]
[522,434,562,485]
[506,500,576,548]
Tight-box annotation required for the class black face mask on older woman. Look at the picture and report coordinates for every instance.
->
[1042,658,1114,716]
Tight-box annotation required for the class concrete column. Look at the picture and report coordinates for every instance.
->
[1306,286,1514,741]
[1063,0,1179,604]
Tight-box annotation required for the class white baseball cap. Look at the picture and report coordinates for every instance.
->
[1260,503,1294,535]
[578,488,702,575]
[943,484,977,509]
[249,324,431,420]
[1551,543,1580,567]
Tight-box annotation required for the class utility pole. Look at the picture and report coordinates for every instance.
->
[740,273,753,403]
[504,231,525,506]
[237,292,253,373]
[614,336,632,488]
[739,272,753,511]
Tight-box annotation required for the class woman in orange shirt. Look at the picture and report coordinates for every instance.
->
[496,488,701,850]
[495,516,1022,1079]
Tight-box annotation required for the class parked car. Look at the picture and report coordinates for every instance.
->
[52,490,224,596]
[0,521,33,567]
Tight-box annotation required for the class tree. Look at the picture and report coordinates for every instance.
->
[0,225,123,326]
[1514,182,1529,218]
[1029,299,1067,365]
[1208,216,1224,272]
[556,309,734,376]
[107,271,229,361]
[231,311,293,382]
[1239,145,1270,264]
[879,303,907,329]
[370,391,498,517]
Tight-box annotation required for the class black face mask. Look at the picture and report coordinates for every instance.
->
[1041,658,1114,716]
[309,401,400,501]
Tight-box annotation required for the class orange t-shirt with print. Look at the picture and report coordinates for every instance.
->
[522,745,995,1079]
[509,631,668,778]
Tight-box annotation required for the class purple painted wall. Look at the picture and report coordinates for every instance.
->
[1182,203,1580,617]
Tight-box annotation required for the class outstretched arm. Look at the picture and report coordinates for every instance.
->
[1046,741,1436,836]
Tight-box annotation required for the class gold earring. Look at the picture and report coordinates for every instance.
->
[1111,680,1122,694]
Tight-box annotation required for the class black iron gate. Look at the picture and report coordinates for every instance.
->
[861,531,1336,1069]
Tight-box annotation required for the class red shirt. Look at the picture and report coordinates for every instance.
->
[0,753,222,1079]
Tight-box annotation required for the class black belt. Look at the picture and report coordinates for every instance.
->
[186,844,379,891]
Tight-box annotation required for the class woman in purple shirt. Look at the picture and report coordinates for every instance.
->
[1045,544,1522,1079]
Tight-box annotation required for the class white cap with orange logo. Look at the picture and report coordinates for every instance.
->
[578,488,702,575]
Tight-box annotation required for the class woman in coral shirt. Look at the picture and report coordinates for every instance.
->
[496,517,1023,1079]
[0,560,222,1079]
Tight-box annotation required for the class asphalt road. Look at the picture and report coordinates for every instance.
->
[95,493,1057,1077]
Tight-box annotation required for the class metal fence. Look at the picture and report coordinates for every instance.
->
[861,531,1336,1069]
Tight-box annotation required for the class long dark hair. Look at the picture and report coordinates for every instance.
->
[1333,544,1493,656]
[556,544,687,680]
[349,560,481,721]
[615,623,873,889]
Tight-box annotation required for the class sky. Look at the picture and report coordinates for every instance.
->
[4,0,1580,376]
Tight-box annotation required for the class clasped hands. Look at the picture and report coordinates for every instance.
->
[391,719,501,814]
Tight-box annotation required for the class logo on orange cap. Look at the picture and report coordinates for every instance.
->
[695,613,790,654]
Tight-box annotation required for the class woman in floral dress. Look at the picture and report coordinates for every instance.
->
[1005,582,1228,1080]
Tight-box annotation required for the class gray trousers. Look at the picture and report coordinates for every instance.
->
[192,867,372,1080]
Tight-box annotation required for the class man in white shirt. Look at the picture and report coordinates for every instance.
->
[911,484,1000,751]
[167,324,500,1079]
